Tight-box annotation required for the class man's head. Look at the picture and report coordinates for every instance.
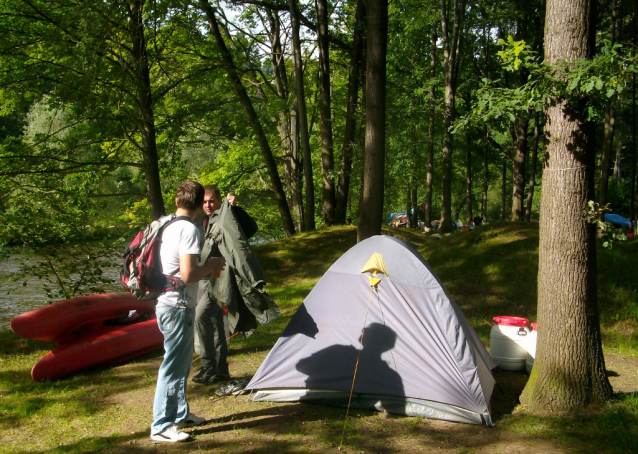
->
[175,181,205,212]
[203,185,222,216]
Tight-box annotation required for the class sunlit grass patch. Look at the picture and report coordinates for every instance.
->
[502,393,638,452]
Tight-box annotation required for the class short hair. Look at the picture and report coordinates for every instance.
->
[204,185,221,198]
[175,181,205,210]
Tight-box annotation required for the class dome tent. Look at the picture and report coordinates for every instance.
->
[245,235,496,426]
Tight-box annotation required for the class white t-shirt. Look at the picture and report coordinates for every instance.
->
[156,217,201,308]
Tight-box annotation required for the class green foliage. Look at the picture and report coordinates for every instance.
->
[586,201,627,251]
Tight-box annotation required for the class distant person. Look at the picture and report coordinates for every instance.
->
[473,216,483,226]
[150,181,226,443]
[345,218,352,226]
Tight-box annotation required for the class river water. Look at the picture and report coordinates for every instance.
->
[0,248,122,329]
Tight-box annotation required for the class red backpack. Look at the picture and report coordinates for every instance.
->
[121,214,191,300]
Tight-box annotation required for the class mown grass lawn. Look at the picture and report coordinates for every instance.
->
[1,223,637,453]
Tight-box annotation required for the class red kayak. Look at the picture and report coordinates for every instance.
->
[31,318,164,382]
[10,293,157,344]
[10,293,165,381]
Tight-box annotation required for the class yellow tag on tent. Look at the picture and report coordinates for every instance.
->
[360,253,389,287]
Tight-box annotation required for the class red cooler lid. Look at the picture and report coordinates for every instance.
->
[493,316,529,327]
[531,322,537,331]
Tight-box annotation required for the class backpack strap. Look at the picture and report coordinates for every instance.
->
[155,214,194,289]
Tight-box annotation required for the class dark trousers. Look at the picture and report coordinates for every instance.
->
[195,287,229,375]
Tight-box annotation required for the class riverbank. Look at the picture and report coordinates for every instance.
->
[1,224,637,453]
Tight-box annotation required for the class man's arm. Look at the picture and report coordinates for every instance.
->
[180,255,226,284]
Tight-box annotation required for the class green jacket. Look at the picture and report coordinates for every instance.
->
[199,200,280,334]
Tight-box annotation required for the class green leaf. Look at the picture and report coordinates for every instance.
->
[606,88,616,98]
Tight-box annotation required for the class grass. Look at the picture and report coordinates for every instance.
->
[0,223,637,453]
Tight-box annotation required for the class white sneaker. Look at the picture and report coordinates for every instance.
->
[177,412,207,428]
[151,425,191,442]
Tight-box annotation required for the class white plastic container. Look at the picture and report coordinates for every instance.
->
[525,322,537,374]
[490,316,531,371]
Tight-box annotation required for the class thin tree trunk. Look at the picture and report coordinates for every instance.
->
[521,0,612,412]
[525,112,541,221]
[357,0,388,242]
[336,0,365,224]
[482,126,489,223]
[289,0,316,231]
[633,0,638,230]
[511,117,529,220]
[613,134,622,179]
[129,0,165,220]
[412,183,418,228]
[406,184,411,228]
[439,0,464,233]
[466,131,473,224]
[290,107,304,231]
[598,104,615,207]
[500,159,506,221]
[316,0,336,225]
[424,31,437,229]
[199,0,295,236]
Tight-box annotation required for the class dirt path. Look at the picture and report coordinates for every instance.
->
[96,351,638,454]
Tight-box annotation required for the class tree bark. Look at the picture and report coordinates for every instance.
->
[424,31,437,229]
[500,159,507,221]
[632,0,638,230]
[128,0,165,220]
[439,0,465,233]
[520,0,613,412]
[482,126,489,223]
[511,117,529,220]
[406,184,412,228]
[336,0,365,224]
[525,112,541,221]
[466,131,473,224]
[357,0,387,242]
[199,0,295,237]
[289,0,316,231]
[598,104,615,207]
[316,0,336,225]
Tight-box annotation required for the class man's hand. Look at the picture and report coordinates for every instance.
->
[205,256,226,274]
[226,193,236,207]
[180,255,226,283]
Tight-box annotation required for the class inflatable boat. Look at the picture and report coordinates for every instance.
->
[10,293,164,381]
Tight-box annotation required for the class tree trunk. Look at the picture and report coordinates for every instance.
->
[406,184,412,228]
[633,0,638,229]
[357,0,387,242]
[500,159,507,221]
[412,184,418,228]
[439,0,464,233]
[482,126,489,223]
[466,131,473,225]
[525,112,541,221]
[316,0,336,225]
[128,0,165,220]
[336,0,365,225]
[289,0,316,231]
[511,117,529,221]
[598,104,615,207]
[290,107,304,231]
[199,0,295,237]
[520,0,613,412]
[424,31,437,229]
[613,134,622,179]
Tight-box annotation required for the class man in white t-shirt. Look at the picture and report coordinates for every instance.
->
[150,181,226,443]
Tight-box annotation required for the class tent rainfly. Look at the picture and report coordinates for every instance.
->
[244,235,497,426]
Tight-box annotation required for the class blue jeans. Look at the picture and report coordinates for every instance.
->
[151,305,195,435]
